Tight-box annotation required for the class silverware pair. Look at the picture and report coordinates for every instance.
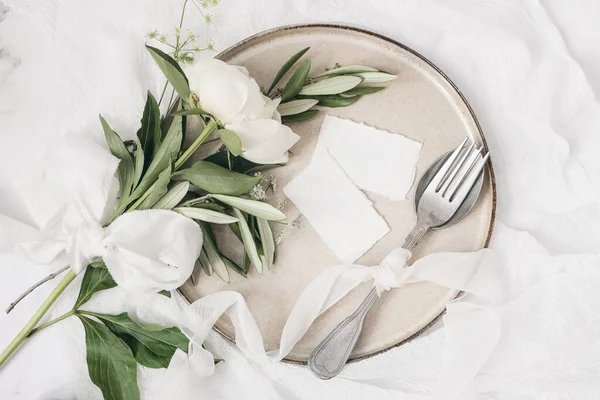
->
[308,137,490,380]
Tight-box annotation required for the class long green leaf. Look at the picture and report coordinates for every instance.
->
[153,181,189,209]
[312,65,377,78]
[199,223,230,282]
[132,142,145,190]
[172,161,261,196]
[100,116,135,204]
[221,253,247,278]
[127,117,182,204]
[218,129,243,156]
[281,110,319,124]
[281,60,311,101]
[212,194,285,221]
[146,45,191,102]
[256,218,275,270]
[171,108,208,116]
[277,99,319,116]
[74,262,117,310]
[137,164,172,210]
[85,312,189,369]
[175,207,239,224]
[299,75,362,96]
[299,94,362,108]
[79,315,140,400]
[351,71,397,84]
[233,208,263,274]
[267,47,310,95]
[137,92,162,164]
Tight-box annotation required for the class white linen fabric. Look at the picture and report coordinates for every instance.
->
[1,0,600,400]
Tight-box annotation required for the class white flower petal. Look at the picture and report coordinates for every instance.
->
[226,119,299,164]
[103,210,203,291]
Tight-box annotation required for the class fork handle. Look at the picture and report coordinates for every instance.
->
[307,224,428,379]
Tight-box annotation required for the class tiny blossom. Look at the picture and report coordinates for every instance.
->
[146,29,159,39]
[201,0,209,8]
[206,40,215,51]
[159,34,168,43]
[204,14,214,24]
[187,32,197,41]
[210,0,220,6]
[249,185,267,201]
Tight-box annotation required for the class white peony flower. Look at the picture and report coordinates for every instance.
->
[186,58,300,164]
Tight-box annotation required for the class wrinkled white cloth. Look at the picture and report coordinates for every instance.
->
[2,0,600,400]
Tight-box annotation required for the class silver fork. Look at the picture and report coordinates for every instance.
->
[307,137,489,380]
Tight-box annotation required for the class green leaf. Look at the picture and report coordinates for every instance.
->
[127,116,182,204]
[172,161,261,196]
[281,110,319,124]
[136,163,172,210]
[282,60,311,101]
[74,262,117,310]
[175,206,239,224]
[277,99,319,116]
[204,151,264,174]
[233,208,263,274]
[137,92,162,164]
[221,253,247,278]
[158,290,171,298]
[79,315,140,400]
[171,108,207,116]
[85,312,189,369]
[199,223,230,282]
[267,47,310,95]
[199,247,212,276]
[299,75,362,96]
[351,71,397,84]
[313,65,377,78]
[299,94,362,108]
[146,45,191,102]
[132,142,145,190]
[256,218,275,270]
[212,194,286,221]
[100,116,135,204]
[339,86,386,97]
[218,129,243,156]
[153,181,189,209]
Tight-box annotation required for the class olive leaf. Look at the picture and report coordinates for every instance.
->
[199,223,230,282]
[100,116,135,205]
[136,164,172,210]
[267,47,310,95]
[175,207,239,224]
[74,262,117,310]
[221,253,247,278]
[233,208,263,274]
[299,94,362,108]
[132,142,145,190]
[212,194,285,221]
[339,86,385,97]
[79,315,140,400]
[351,71,397,84]
[137,91,162,164]
[199,247,213,276]
[171,108,208,116]
[312,65,377,78]
[276,99,319,116]
[84,312,189,369]
[146,45,191,102]
[256,218,275,270]
[299,75,362,96]
[282,60,311,101]
[281,110,319,124]
[153,181,189,210]
[218,129,243,156]
[172,161,261,196]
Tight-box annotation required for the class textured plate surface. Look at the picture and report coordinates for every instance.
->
[179,24,496,363]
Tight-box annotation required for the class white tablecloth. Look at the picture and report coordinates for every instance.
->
[1,0,600,399]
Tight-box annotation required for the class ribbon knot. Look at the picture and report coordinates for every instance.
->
[372,247,412,294]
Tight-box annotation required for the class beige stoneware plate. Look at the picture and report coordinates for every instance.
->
[179,24,496,363]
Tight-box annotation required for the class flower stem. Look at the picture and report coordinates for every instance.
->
[174,119,218,170]
[0,270,76,368]
[5,265,70,314]
[158,80,169,106]
[27,310,76,338]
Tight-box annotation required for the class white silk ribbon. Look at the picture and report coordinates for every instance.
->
[159,246,505,389]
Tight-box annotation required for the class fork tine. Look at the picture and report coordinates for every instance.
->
[443,146,481,198]
[429,137,469,191]
[438,141,476,196]
[450,152,489,203]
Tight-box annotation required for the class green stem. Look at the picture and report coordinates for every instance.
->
[27,310,76,338]
[158,80,169,106]
[174,119,218,170]
[0,270,77,368]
